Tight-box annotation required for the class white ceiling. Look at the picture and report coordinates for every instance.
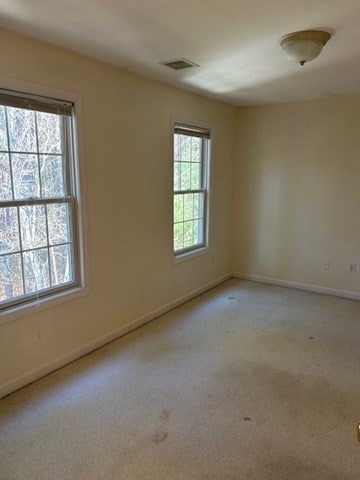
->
[1,0,360,106]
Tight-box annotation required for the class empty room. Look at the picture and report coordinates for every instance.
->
[0,1,359,479]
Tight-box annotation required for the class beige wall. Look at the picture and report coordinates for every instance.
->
[0,29,235,390]
[233,96,360,294]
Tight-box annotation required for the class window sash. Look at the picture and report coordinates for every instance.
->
[0,197,78,311]
[0,197,73,208]
[0,272,75,311]
[173,188,205,195]
[173,190,207,255]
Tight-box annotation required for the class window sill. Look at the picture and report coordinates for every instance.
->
[173,246,209,264]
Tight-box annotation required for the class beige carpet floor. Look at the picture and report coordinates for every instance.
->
[1,279,360,479]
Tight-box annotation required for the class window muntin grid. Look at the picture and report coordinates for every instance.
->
[0,99,78,311]
[173,126,209,255]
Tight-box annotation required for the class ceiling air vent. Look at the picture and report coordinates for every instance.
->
[161,58,199,70]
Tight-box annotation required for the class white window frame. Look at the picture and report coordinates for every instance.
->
[0,78,88,323]
[172,122,211,260]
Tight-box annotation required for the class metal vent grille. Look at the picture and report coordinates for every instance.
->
[161,58,199,70]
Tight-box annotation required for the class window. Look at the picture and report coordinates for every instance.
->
[173,123,210,256]
[0,89,81,312]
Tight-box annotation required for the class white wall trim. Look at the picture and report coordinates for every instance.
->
[0,272,232,399]
[233,272,360,301]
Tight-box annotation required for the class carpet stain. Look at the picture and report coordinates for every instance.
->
[153,431,168,443]
[243,417,252,422]
[217,359,359,432]
[159,408,171,420]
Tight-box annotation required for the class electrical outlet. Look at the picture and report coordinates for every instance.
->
[322,260,330,271]
[349,264,357,273]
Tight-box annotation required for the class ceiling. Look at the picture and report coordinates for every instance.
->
[1,0,360,106]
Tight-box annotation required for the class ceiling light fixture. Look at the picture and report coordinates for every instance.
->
[279,30,331,66]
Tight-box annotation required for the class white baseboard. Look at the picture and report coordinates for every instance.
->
[233,272,360,301]
[0,273,232,399]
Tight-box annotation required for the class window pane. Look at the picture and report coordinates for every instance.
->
[193,193,204,219]
[23,248,50,294]
[180,162,190,190]
[0,106,8,151]
[0,253,24,302]
[183,221,194,248]
[183,193,194,221]
[174,194,184,224]
[0,207,20,254]
[173,162,181,191]
[50,244,73,286]
[194,218,204,245]
[190,163,201,189]
[180,135,191,162]
[174,223,184,250]
[7,107,37,153]
[40,155,65,197]
[12,154,40,200]
[0,154,12,200]
[37,112,62,154]
[20,205,47,250]
[174,134,181,162]
[190,137,200,162]
[174,223,184,251]
[47,203,70,245]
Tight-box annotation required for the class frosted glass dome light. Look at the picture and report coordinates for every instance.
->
[279,30,331,66]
